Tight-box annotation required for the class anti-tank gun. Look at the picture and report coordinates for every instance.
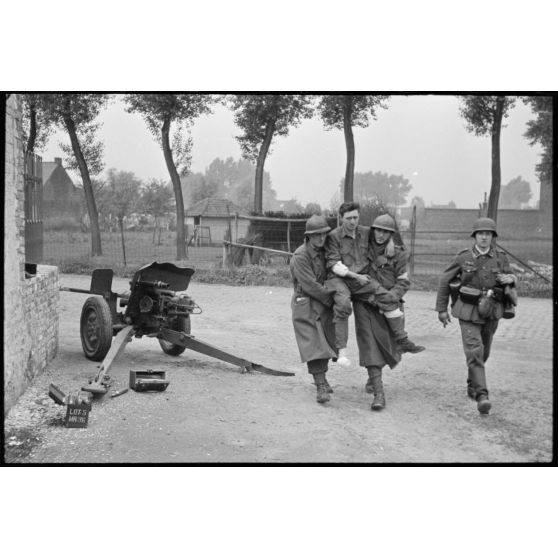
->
[53,262,292,400]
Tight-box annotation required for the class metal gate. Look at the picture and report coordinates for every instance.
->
[24,151,43,263]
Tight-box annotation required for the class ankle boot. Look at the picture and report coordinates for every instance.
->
[367,367,385,410]
[371,392,386,411]
[388,316,426,353]
[313,372,331,404]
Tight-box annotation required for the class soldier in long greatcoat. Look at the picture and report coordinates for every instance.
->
[290,215,337,404]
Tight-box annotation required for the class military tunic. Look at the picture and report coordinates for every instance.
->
[290,242,337,365]
[323,225,371,349]
[361,241,412,311]
[436,244,515,399]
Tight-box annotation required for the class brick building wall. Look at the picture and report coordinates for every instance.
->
[4,94,59,414]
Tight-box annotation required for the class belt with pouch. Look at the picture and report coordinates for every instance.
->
[458,285,482,304]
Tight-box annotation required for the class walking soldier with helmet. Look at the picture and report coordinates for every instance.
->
[324,203,424,370]
[290,215,338,404]
[352,213,426,410]
[435,217,518,414]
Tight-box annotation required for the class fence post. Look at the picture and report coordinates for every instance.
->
[287,220,291,253]
[409,205,416,276]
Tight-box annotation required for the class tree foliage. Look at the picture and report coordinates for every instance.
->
[227,94,314,213]
[104,169,142,220]
[124,94,214,259]
[21,94,54,153]
[318,94,389,130]
[459,96,516,136]
[500,176,532,209]
[181,157,277,211]
[59,122,105,176]
[410,196,425,209]
[523,96,553,184]
[339,171,413,207]
[39,93,110,256]
[138,179,175,218]
[318,95,390,202]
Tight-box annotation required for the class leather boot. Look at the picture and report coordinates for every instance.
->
[316,378,334,393]
[396,337,426,354]
[388,316,425,353]
[316,383,331,404]
[371,392,386,411]
[314,372,331,404]
[367,367,385,410]
[477,394,491,414]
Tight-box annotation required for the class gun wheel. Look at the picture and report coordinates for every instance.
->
[80,296,113,361]
[159,316,191,356]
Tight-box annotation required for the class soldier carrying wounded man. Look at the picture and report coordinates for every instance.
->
[324,202,425,368]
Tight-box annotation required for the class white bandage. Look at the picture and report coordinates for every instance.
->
[332,261,349,277]
[397,272,409,281]
[384,308,403,318]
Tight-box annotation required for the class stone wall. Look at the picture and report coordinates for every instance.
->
[4,94,59,414]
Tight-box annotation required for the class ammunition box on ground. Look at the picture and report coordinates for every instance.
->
[129,369,169,392]
[65,402,90,428]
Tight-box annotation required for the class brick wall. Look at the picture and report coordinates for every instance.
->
[4,94,59,414]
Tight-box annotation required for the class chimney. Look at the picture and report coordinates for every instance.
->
[54,157,62,166]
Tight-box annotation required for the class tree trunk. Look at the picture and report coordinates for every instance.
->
[254,119,275,214]
[26,104,37,153]
[487,96,504,222]
[161,116,186,260]
[343,101,355,202]
[118,215,127,266]
[63,114,102,256]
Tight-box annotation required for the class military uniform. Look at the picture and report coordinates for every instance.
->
[324,224,371,348]
[290,242,337,366]
[436,244,515,402]
[359,240,411,313]
[291,214,338,404]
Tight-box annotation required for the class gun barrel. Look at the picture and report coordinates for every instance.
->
[60,287,94,294]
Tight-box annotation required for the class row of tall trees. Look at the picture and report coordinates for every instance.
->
[21,94,552,259]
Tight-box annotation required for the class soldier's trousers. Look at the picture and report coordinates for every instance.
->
[458,319,499,399]
[326,276,394,349]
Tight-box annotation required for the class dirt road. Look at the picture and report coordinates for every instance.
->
[4,274,553,463]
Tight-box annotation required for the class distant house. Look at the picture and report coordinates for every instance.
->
[185,198,250,245]
[42,157,83,228]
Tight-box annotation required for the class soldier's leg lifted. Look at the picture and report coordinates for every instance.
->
[325,277,353,367]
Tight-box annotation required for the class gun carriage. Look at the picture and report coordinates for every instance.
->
[54,261,292,399]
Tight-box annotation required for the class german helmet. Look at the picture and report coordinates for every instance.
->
[304,215,331,235]
[471,217,498,237]
[372,214,396,232]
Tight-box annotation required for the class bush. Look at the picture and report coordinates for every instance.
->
[44,216,82,231]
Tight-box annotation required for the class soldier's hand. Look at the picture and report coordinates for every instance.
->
[496,273,515,285]
[438,311,451,327]
[354,273,371,286]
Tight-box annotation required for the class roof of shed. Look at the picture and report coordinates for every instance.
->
[186,198,242,217]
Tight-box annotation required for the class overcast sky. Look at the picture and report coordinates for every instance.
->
[41,94,542,209]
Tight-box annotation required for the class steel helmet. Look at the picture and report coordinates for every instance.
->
[304,215,331,235]
[372,214,396,233]
[471,217,498,237]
